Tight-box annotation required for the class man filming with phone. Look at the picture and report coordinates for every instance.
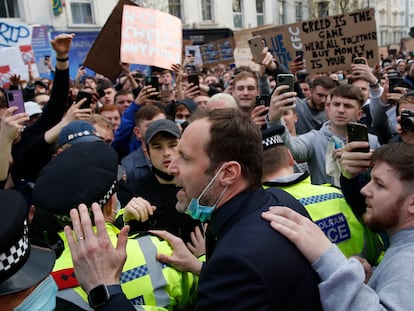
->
[267,83,380,186]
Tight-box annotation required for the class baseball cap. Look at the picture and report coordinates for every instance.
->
[145,119,181,145]
[58,120,102,148]
[0,190,55,296]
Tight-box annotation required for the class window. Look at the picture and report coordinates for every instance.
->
[202,0,213,21]
[256,0,264,26]
[317,1,329,17]
[279,0,286,25]
[233,0,243,28]
[168,0,182,19]
[0,0,20,18]
[70,0,95,24]
[295,1,303,21]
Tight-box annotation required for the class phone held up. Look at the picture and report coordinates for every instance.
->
[248,36,263,64]
[76,91,93,109]
[187,74,199,87]
[347,122,369,152]
[6,89,25,114]
[277,74,295,95]
[145,76,160,100]
[353,57,366,65]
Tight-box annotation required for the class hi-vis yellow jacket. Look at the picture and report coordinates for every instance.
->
[52,223,197,310]
[263,174,383,265]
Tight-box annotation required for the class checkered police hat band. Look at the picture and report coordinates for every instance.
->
[0,220,29,273]
[262,134,284,150]
[67,130,93,142]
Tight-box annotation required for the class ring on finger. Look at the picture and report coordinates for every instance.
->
[77,236,85,242]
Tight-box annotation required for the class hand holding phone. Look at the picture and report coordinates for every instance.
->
[6,90,25,114]
[187,74,199,87]
[347,122,369,152]
[145,76,160,100]
[277,74,295,94]
[76,91,93,109]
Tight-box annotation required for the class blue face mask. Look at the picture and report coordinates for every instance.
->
[186,165,227,222]
[337,73,344,81]
[14,275,57,311]
[175,119,186,125]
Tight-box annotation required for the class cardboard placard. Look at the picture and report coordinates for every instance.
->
[253,8,379,73]
[83,0,138,80]
[199,37,235,68]
[120,5,182,70]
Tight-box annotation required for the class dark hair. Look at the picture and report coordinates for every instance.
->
[330,84,365,107]
[372,143,414,187]
[114,89,132,103]
[195,108,263,189]
[262,146,291,179]
[134,104,165,126]
[310,76,337,90]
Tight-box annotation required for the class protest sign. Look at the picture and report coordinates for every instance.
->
[120,5,182,70]
[254,8,379,73]
[198,37,235,68]
[0,46,31,87]
[83,0,138,80]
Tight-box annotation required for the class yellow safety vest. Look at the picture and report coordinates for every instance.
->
[53,223,197,310]
[264,176,383,264]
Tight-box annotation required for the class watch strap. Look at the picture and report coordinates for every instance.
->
[88,284,122,308]
[369,78,379,88]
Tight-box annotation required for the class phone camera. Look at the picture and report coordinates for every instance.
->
[401,110,414,132]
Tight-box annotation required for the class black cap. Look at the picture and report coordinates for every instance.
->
[0,190,55,296]
[145,119,181,145]
[33,141,119,215]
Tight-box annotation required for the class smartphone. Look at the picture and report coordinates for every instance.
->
[295,50,304,62]
[347,122,369,152]
[248,36,263,64]
[256,95,270,107]
[187,74,199,87]
[389,76,404,93]
[145,76,159,100]
[76,91,93,109]
[353,57,366,64]
[277,74,295,94]
[6,89,25,114]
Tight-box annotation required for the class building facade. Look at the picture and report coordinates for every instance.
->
[1,0,413,47]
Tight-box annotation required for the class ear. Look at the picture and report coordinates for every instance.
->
[287,149,295,167]
[406,194,414,215]
[103,195,117,217]
[219,161,241,187]
[133,126,142,139]
[356,108,364,121]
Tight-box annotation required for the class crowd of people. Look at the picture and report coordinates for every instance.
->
[1,32,414,310]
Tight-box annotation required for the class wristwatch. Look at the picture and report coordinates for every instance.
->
[88,284,122,308]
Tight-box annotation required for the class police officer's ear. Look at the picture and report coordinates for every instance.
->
[103,195,117,218]
[219,161,241,187]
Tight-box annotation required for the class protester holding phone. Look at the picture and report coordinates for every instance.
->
[267,83,380,186]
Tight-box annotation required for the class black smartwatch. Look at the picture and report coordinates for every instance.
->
[88,284,122,308]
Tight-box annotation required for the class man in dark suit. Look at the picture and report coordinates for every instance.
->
[151,108,322,310]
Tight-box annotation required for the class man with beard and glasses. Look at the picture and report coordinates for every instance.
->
[262,142,414,310]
